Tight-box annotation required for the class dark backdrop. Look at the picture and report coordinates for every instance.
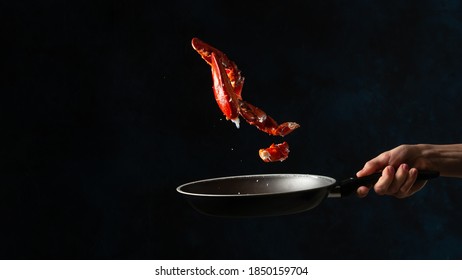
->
[1,0,462,259]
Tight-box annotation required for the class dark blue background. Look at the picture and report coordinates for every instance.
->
[1,0,462,259]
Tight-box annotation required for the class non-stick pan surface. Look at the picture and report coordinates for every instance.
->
[177,171,439,217]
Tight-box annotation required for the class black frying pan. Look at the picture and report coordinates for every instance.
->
[177,171,439,217]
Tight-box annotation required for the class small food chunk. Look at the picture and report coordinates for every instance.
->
[259,142,290,162]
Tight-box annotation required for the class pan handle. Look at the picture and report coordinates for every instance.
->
[332,170,440,197]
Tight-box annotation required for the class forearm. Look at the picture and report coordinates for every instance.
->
[419,144,462,178]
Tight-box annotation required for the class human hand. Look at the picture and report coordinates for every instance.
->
[356,145,430,198]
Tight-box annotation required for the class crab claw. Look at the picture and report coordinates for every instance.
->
[259,142,290,162]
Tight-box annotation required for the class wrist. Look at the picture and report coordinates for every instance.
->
[417,144,462,178]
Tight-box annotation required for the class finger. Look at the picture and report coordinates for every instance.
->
[387,163,409,194]
[356,152,390,177]
[396,168,425,198]
[356,186,371,198]
[374,166,395,195]
[394,168,417,198]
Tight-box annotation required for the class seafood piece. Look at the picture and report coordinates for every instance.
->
[259,142,290,162]
[191,37,299,162]
[238,100,300,136]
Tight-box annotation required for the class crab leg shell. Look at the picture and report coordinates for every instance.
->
[238,100,300,136]
[191,38,244,99]
[210,53,240,127]
[274,122,301,136]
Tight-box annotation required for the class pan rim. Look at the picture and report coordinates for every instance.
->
[176,173,337,197]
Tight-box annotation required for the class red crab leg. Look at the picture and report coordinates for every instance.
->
[191,37,244,99]
[192,38,299,135]
[238,100,300,136]
[210,53,240,127]
[191,37,300,162]
[259,142,290,162]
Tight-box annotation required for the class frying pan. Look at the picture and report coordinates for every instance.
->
[177,171,439,217]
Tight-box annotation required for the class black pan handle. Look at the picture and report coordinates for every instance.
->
[335,170,440,197]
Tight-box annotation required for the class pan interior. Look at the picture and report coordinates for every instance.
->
[178,174,336,196]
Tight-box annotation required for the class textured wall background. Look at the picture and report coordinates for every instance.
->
[2,0,462,259]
